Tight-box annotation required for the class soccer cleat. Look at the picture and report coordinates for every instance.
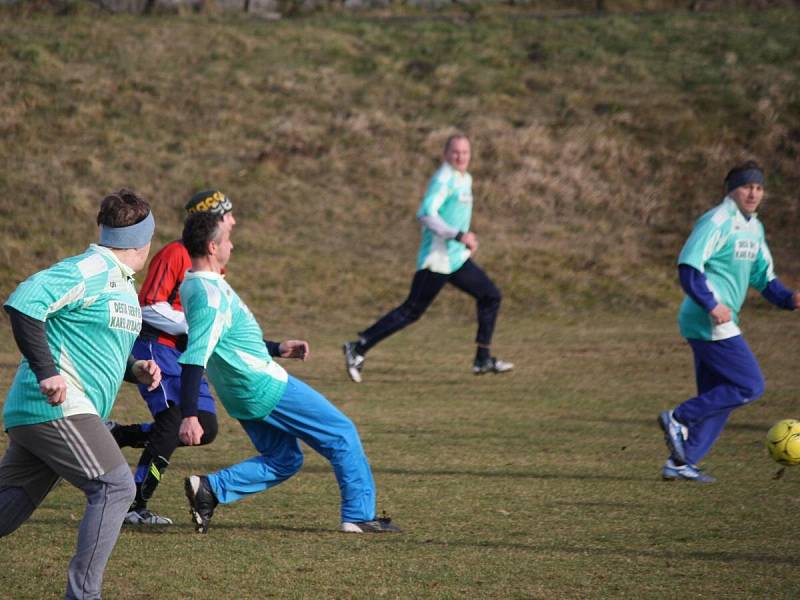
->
[662,459,716,483]
[104,420,149,449]
[184,475,218,534]
[657,410,688,465]
[340,516,402,533]
[343,341,365,383]
[123,508,174,526]
[473,357,514,375]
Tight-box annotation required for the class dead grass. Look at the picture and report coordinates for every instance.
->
[0,8,799,319]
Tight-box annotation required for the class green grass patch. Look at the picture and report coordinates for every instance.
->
[2,312,800,597]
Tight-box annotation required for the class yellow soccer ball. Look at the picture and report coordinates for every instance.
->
[766,419,800,466]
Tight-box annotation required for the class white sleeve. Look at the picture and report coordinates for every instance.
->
[418,214,460,239]
[142,302,188,335]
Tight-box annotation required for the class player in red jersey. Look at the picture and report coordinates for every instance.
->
[110,190,235,525]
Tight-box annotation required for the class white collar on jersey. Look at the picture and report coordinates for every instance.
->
[184,270,225,281]
[89,244,136,280]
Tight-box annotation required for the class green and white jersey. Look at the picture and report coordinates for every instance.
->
[678,197,775,341]
[3,244,142,429]
[416,162,473,274]
[179,271,287,421]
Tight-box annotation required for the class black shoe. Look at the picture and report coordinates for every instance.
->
[343,341,365,383]
[184,475,218,534]
[473,356,514,375]
[104,420,149,448]
[341,515,402,533]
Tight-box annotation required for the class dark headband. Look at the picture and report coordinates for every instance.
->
[725,168,765,193]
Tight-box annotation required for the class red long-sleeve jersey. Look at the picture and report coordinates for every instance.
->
[138,240,191,349]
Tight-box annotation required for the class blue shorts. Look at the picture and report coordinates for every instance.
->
[131,338,216,416]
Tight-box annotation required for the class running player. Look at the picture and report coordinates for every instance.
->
[343,133,512,382]
[658,161,800,482]
[113,190,234,525]
[0,190,160,600]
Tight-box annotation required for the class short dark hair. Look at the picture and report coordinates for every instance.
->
[96,189,150,227]
[182,211,224,258]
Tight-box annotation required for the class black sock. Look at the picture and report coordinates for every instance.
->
[475,346,490,363]
[112,424,149,449]
[130,486,146,512]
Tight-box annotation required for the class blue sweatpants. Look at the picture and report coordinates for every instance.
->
[207,376,376,523]
[674,335,765,465]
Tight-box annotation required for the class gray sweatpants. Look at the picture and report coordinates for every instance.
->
[0,414,136,600]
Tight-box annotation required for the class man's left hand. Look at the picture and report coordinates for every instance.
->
[179,416,204,446]
[132,359,162,391]
[279,340,310,361]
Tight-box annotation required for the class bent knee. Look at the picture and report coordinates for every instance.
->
[479,287,502,307]
[272,452,304,479]
[199,430,217,445]
[399,304,425,323]
[106,463,137,502]
[740,377,765,403]
[0,487,35,537]
[329,419,366,455]
[198,414,218,446]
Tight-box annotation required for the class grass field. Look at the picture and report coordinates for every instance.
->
[2,310,800,599]
[2,4,800,599]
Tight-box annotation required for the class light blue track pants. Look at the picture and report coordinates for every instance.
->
[208,376,376,522]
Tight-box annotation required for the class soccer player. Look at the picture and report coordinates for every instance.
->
[178,211,400,534]
[112,190,235,526]
[658,161,800,482]
[342,133,512,382]
[0,190,161,600]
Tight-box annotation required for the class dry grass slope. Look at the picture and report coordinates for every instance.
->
[0,7,798,324]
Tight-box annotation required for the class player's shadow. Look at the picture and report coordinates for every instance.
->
[300,464,652,483]
[582,415,772,432]
[28,517,800,567]
[390,538,800,567]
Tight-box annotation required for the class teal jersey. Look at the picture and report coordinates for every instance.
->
[179,271,287,421]
[678,197,775,341]
[3,245,142,429]
[416,162,473,274]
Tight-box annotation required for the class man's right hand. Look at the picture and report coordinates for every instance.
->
[710,303,732,325]
[179,416,205,446]
[461,231,479,252]
[39,374,67,406]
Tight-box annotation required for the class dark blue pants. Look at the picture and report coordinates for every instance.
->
[359,259,502,352]
[674,336,765,464]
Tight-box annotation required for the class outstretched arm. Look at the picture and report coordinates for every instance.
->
[760,277,799,310]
